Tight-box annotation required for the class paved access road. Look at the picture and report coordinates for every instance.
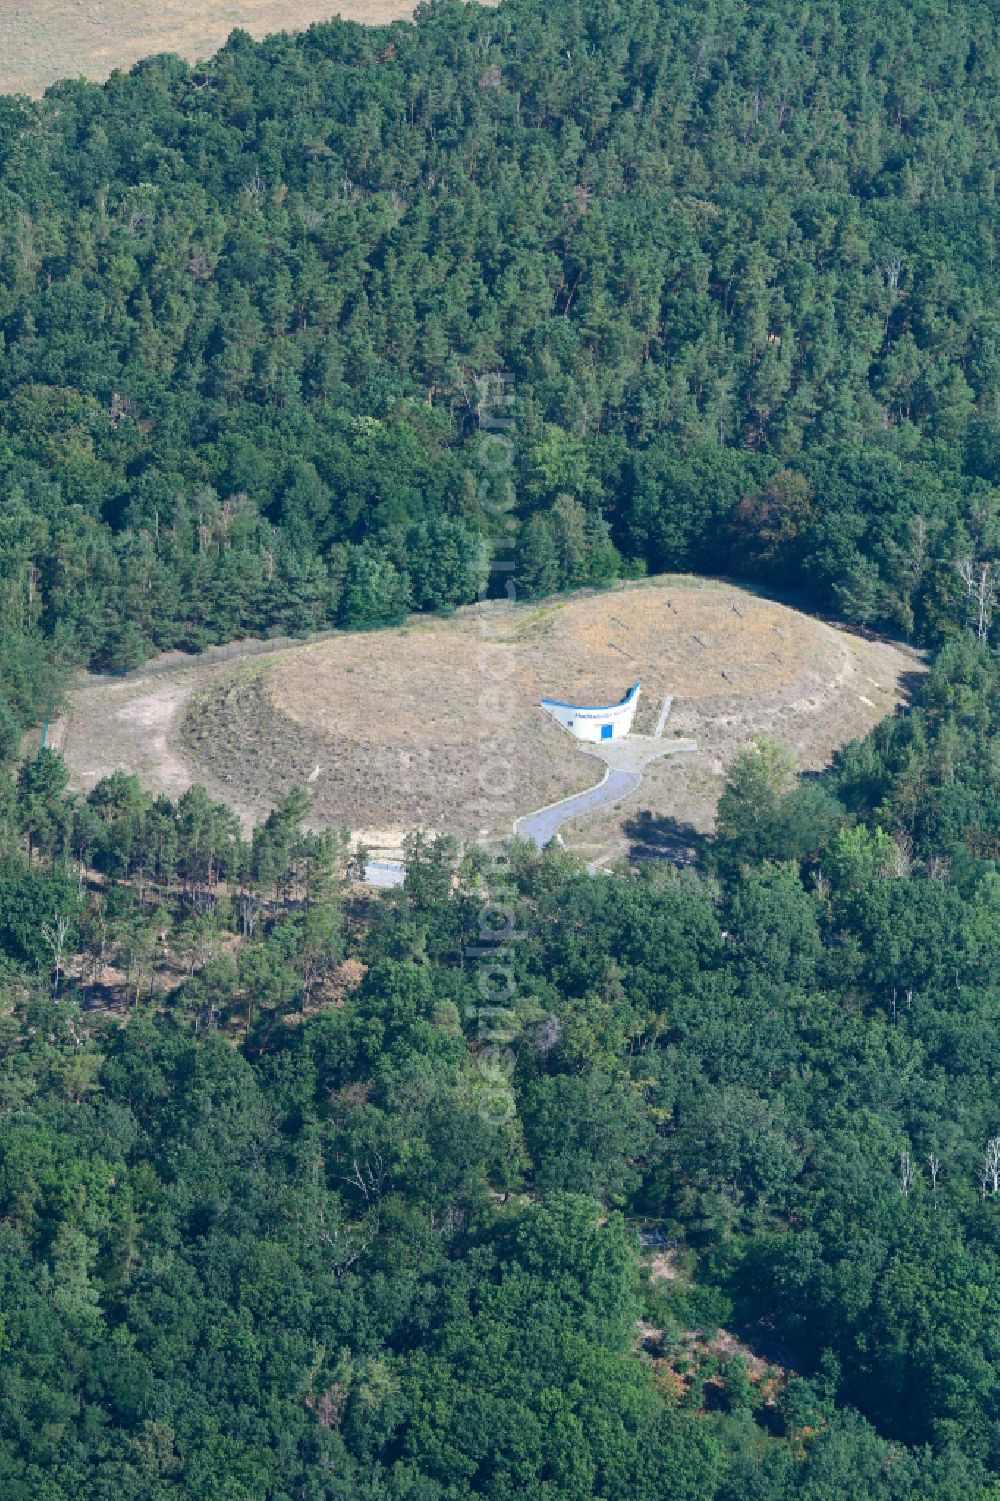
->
[512,765,643,850]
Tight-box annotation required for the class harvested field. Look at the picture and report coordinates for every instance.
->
[49,575,924,861]
[0,1,417,98]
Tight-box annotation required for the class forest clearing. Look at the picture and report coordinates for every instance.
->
[50,577,924,864]
[7,0,1000,1486]
[0,0,417,96]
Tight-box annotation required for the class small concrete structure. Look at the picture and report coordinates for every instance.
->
[540,681,640,743]
[516,690,697,850]
[364,859,406,888]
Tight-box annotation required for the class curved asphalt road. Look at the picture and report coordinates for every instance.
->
[512,765,643,849]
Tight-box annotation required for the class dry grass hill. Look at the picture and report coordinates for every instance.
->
[49,577,924,865]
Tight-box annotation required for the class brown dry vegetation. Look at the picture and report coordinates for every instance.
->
[51,577,923,862]
[0,0,416,98]
[183,577,922,852]
[559,581,925,864]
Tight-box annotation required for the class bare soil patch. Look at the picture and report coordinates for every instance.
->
[49,654,265,831]
[0,0,417,98]
[55,577,923,859]
[647,1249,680,1284]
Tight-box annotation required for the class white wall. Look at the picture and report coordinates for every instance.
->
[540,682,640,743]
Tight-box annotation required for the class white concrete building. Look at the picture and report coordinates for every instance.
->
[540,681,640,743]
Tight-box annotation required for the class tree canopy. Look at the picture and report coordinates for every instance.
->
[0,645,999,1494]
[1,0,1000,725]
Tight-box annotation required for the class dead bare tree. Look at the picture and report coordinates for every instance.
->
[345,1152,392,1208]
[879,254,903,291]
[303,1160,378,1276]
[888,985,912,1023]
[899,1150,914,1195]
[890,832,914,878]
[239,891,262,940]
[41,912,71,999]
[957,556,997,642]
[927,1152,942,1191]
[979,1137,1000,1197]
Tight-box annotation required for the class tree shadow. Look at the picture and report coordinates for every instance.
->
[898,666,929,708]
[624,810,706,867]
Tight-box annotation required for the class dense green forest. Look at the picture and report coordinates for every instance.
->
[2,642,1000,1496]
[5,0,1000,1494]
[2,0,1000,714]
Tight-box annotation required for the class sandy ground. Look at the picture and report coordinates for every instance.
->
[0,0,418,97]
[48,662,259,825]
[48,665,414,854]
[52,577,924,862]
